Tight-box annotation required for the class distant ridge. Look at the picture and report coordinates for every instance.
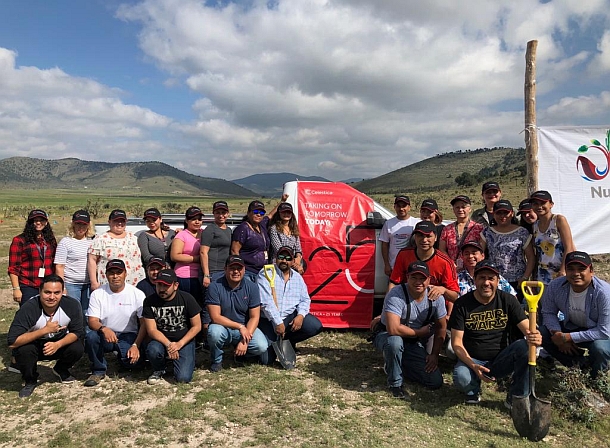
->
[232,172,329,196]
[0,157,255,196]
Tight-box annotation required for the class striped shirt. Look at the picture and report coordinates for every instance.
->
[54,236,92,284]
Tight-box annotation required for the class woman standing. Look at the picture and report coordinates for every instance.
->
[439,195,484,268]
[516,199,537,234]
[268,202,304,274]
[54,210,94,309]
[200,201,232,287]
[171,206,203,303]
[8,209,57,305]
[88,209,145,289]
[530,190,575,284]
[138,207,175,264]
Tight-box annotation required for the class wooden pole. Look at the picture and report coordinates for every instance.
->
[525,40,538,194]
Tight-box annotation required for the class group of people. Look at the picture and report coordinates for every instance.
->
[374,181,610,406]
[7,199,322,398]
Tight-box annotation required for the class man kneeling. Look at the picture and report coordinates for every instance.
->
[373,261,447,397]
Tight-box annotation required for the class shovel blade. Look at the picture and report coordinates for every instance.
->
[511,394,552,442]
[272,338,296,370]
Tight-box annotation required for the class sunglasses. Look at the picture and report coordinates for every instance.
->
[252,209,266,216]
[277,254,293,261]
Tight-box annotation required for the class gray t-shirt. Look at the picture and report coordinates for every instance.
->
[200,223,232,273]
[380,286,447,329]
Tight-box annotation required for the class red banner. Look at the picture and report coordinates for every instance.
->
[298,182,376,328]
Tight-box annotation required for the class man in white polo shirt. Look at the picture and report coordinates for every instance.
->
[379,195,420,276]
[83,259,147,387]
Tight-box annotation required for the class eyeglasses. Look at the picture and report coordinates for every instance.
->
[277,254,293,261]
[228,265,244,271]
[252,209,266,216]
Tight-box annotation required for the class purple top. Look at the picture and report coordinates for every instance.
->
[232,216,270,273]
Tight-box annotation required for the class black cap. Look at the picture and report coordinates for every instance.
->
[278,202,293,213]
[156,269,178,285]
[225,255,246,267]
[420,199,438,211]
[530,190,553,203]
[28,209,48,221]
[474,260,500,276]
[406,261,430,278]
[248,200,266,212]
[450,195,471,205]
[565,251,592,268]
[413,220,436,235]
[72,210,90,224]
[106,259,126,272]
[109,209,127,221]
[213,201,229,212]
[277,246,294,257]
[482,181,500,193]
[461,241,484,253]
[185,206,203,219]
[394,195,410,205]
[516,199,533,215]
[147,257,166,268]
[144,208,162,219]
[493,199,513,212]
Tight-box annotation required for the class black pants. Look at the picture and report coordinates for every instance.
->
[14,339,84,383]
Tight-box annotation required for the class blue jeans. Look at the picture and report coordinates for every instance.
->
[178,276,203,305]
[85,330,140,375]
[65,282,91,330]
[453,339,530,397]
[207,324,268,365]
[19,285,40,306]
[146,340,196,383]
[374,332,443,389]
[541,325,610,378]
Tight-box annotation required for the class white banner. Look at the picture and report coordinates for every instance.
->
[538,126,610,255]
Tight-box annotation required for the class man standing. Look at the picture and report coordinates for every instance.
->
[472,181,503,226]
[450,260,541,406]
[379,195,420,276]
[257,246,323,364]
[206,255,268,372]
[8,275,84,398]
[137,257,166,297]
[142,269,202,384]
[374,262,447,396]
[84,259,147,387]
[541,251,610,378]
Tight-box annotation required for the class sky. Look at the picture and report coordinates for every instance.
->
[1,0,610,182]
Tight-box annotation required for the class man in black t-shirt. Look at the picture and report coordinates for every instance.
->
[449,260,541,406]
[142,269,201,384]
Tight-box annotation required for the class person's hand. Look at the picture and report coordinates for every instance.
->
[384,264,392,276]
[290,315,304,332]
[425,353,439,373]
[101,327,118,344]
[90,281,100,291]
[127,345,140,364]
[281,193,289,202]
[473,364,495,382]
[415,324,434,338]
[167,341,181,360]
[275,323,286,337]
[525,329,542,347]
[42,341,59,356]
[43,319,63,334]
[370,315,381,332]
[427,286,445,301]
[203,276,211,287]
[12,289,22,304]
[235,340,248,356]
[239,325,252,344]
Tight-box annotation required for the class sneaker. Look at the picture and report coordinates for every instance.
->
[389,386,405,398]
[83,374,105,387]
[7,363,20,374]
[19,382,37,398]
[465,393,481,404]
[210,363,223,373]
[504,392,513,410]
[52,367,76,383]
[147,370,166,384]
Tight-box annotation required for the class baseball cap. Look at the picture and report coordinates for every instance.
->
[156,269,178,285]
[144,208,162,219]
[406,261,430,278]
[493,199,513,213]
[278,202,293,213]
[450,195,471,205]
[461,241,484,253]
[147,257,166,268]
[394,195,410,205]
[28,209,48,221]
[248,200,266,212]
[482,181,501,193]
[516,199,533,215]
[474,260,500,276]
[213,201,229,212]
[225,255,246,267]
[530,190,553,203]
[109,209,127,221]
[185,206,203,219]
[277,246,294,257]
[72,210,90,224]
[420,199,438,211]
[106,259,126,272]
[413,220,436,235]
[565,251,592,268]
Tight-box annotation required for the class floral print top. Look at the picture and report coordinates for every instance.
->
[89,232,145,286]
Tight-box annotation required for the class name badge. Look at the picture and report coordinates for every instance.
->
[38,268,46,278]
[264,251,268,260]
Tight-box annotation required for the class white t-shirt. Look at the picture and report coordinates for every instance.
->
[379,216,420,268]
[54,236,92,284]
[86,283,145,334]
[568,288,588,328]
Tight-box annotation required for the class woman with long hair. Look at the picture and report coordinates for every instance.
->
[268,202,304,274]
[8,209,57,305]
[516,199,537,234]
[54,210,95,310]
[138,207,175,265]
[439,195,484,268]
[171,206,204,304]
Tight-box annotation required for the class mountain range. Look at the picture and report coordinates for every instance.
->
[232,172,329,196]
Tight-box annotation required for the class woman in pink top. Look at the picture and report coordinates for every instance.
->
[170,206,203,305]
